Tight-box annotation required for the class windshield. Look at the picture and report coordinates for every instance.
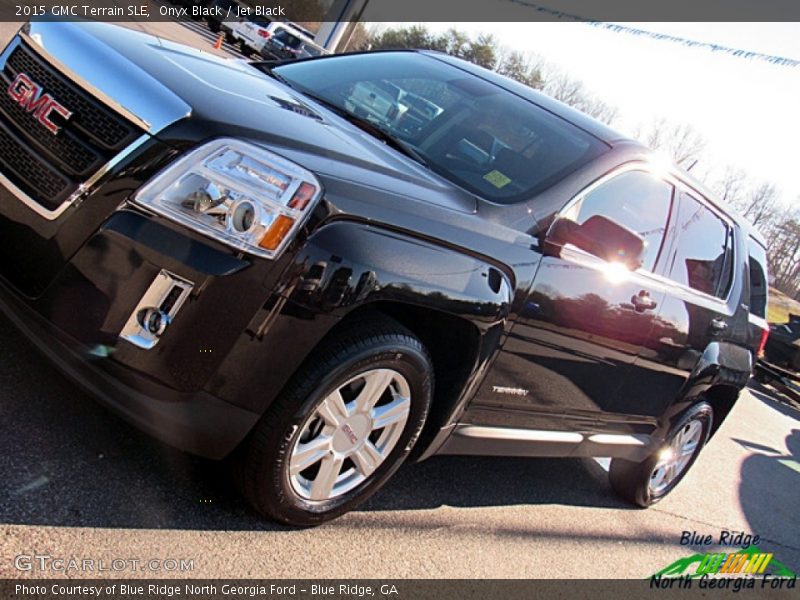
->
[273,52,608,203]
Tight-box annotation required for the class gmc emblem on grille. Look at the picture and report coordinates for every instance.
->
[7,73,73,135]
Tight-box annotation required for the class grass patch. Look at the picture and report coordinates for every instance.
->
[768,287,800,324]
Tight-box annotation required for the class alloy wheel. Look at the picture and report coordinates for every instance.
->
[648,419,703,495]
[287,368,412,502]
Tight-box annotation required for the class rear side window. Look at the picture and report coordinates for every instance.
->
[302,44,323,57]
[275,29,303,49]
[748,238,769,318]
[669,193,733,298]
[564,170,674,272]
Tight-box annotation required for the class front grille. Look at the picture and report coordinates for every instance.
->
[0,41,146,213]
[0,123,70,201]
[0,82,98,175]
[5,45,137,149]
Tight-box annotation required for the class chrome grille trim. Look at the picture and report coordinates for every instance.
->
[0,22,193,220]
[1,134,150,220]
[19,30,151,132]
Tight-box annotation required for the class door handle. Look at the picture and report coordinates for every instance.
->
[710,318,728,333]
[631,290,658,312]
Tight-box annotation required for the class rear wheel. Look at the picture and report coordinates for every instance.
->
[235,317,433,526]
[609,402,712,507]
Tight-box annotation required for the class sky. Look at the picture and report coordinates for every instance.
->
[416,22,800,206]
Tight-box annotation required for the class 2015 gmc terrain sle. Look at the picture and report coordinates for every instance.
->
[0,22,771,525]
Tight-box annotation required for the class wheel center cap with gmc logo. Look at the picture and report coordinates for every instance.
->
[332,415,371,453]
[7,72,73,135]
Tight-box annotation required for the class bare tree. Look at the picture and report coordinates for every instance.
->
[711,166,748,205]
[765,204,800,298]
[737,182,780,228]
[495,50,545,90]
[634,117,707,167]
[543,69,619,125]
[544,70,585,105]
[577,96,620,127]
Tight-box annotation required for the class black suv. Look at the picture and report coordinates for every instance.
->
[0,22,770,525]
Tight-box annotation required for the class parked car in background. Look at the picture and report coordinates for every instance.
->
[395,91,444,136]
[259,23,327,60]
[0,22,771,526]
[764,314,800,371]
[343,80,445,138]
[227,14,273,56]
[344,80,409,125]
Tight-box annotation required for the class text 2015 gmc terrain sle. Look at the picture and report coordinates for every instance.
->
[0,22,771,525]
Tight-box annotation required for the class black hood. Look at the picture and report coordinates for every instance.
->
[74,22,477,215]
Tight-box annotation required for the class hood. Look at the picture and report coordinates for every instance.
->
[29,21,477,215]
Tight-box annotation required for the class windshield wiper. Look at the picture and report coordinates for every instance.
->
[312,95,430,166]
[255,68,431,168]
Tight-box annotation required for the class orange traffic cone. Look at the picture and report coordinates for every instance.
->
[214,34,223,50]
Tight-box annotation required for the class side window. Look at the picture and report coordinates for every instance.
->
[563,170,673,271]
[748,238,769,318]
[669,194,733,298]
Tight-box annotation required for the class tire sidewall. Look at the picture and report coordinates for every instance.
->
[268,341,432,525]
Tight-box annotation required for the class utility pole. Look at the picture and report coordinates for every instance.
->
[315,0,370,52]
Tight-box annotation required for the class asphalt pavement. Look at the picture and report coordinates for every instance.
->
[0,17,798,580]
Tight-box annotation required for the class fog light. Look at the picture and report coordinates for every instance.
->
[139,308,171,337]
[120,270,194,350]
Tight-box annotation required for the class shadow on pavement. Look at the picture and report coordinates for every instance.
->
[748,381,800,420]
[735,386,800,571]
[0,313,625,532]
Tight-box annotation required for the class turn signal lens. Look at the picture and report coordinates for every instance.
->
[259,215,296,251]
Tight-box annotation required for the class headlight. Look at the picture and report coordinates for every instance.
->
[134,139,322,259]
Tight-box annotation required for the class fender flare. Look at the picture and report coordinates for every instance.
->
[660,341,752,433]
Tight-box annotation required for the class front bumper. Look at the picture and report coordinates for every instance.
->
[0,269,260,459]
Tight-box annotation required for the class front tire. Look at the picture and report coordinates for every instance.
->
[609,402,712,507]
[235,317,433,526]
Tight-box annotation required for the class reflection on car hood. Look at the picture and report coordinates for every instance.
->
[67,22,478,215]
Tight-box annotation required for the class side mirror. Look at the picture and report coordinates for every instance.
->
[544,215,645,271]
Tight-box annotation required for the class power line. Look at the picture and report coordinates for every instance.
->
[588,22,800,68]
[506,0,800,68]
